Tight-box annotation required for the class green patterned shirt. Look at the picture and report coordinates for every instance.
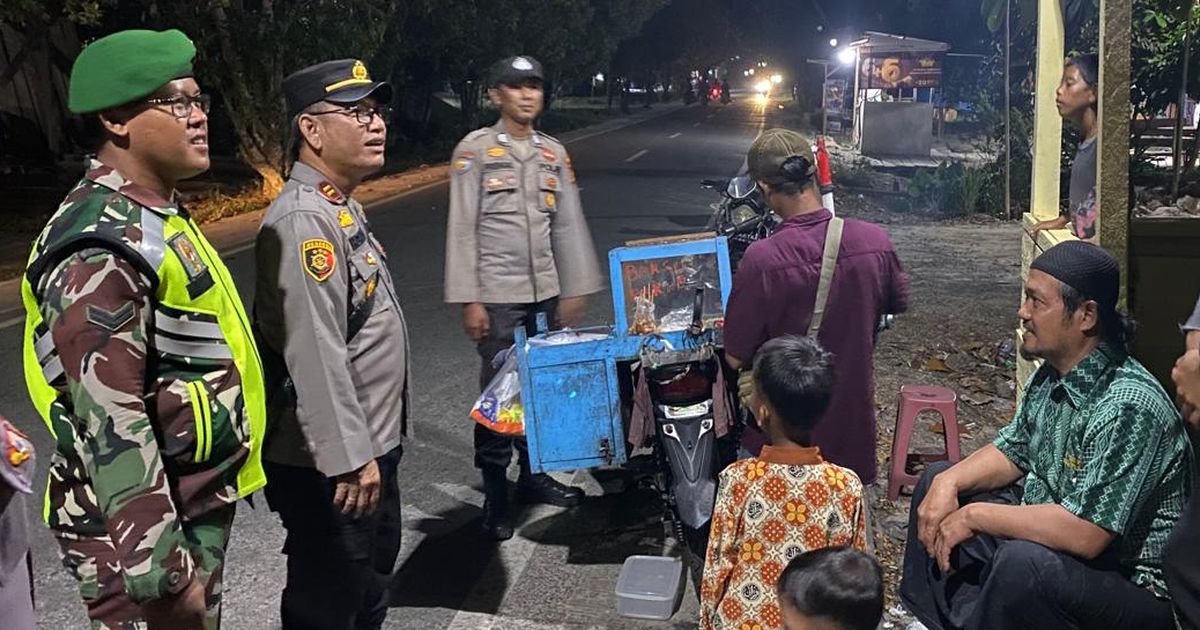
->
[994,344,1193,599]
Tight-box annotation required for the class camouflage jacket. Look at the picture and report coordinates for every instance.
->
[22,159,264,602]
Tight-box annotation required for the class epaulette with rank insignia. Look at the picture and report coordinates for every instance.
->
[318,181,346,204]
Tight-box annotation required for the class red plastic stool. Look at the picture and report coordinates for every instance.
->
[887,385,962,500]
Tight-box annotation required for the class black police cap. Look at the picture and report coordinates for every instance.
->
[491,56,544,87]
[284,59,392,120]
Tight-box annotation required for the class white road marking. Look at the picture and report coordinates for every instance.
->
[0,315,21,330]
[443,470,586,630]
[624,149,649,163]
[669,132,682,139]
[692,122,702,127]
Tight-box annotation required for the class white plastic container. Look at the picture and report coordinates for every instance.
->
[615,555,685,620]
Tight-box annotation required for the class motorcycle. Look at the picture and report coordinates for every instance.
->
[638,288,736,596]
[702,174,779,272]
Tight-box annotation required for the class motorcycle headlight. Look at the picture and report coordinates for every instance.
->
[730,204,758,226]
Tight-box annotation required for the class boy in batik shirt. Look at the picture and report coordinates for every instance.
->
[700,336,867,630]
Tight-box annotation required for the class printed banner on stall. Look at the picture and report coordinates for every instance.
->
[859,53,942,89]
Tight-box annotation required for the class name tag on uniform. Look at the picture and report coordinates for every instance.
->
[168,232,214,298]
[485,175,517,192]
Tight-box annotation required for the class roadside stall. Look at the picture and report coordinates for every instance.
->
[846,31,950,159]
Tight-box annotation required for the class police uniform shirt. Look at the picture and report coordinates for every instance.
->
[255,161,410,477]
[444,122,604,305]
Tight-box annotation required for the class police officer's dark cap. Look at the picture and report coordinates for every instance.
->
[284,59,392,120]
[492,56,544,87]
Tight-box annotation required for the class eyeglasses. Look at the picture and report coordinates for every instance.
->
[145,94,212,119]
[309,104,391,125]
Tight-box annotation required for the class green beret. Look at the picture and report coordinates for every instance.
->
[69,29,196,114]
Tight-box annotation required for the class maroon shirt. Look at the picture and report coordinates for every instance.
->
[724,209,910,483]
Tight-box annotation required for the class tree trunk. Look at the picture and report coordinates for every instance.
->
[252,162,285,198]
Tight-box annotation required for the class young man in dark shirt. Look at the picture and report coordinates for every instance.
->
[723,128,909,484]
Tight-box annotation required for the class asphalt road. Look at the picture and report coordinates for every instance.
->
[1,96,769,629]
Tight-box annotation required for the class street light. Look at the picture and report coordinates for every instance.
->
[837,47,856,65]
[771,74,783,85]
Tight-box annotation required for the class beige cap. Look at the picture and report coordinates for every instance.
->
[747,128,816,184]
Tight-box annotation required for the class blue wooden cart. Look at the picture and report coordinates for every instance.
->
[513,234,734,474]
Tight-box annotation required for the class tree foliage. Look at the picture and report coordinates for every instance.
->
[4,0,665,192]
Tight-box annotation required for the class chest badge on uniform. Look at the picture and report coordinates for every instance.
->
[541,148,557,163]
[366,276,378,297]
[167,232,208,280]
[338,209,355,228]
[485,176,514,192]
[365,252,378,266]
[301,238,337,282]
[318,181,346,204]
[487,146,507,158]
[545,192,556,208]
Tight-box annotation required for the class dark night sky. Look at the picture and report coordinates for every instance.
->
[739,0,995,62]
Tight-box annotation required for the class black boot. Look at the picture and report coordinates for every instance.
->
[480,465,514,541]
[516,473,584,507]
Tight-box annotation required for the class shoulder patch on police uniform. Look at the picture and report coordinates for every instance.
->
[454,151,475,174]
[566,154,577,183]
[338,209,355,228]
[301,238,337,282]
[318,181,345,204]
[168,232,208,280]
[486,146,506,158]
[5,424,32,468]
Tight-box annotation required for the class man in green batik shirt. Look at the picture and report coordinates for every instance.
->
[899,241,1191,630]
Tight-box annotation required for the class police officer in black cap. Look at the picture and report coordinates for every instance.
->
[255,58,410,630]
[445,56,604,540]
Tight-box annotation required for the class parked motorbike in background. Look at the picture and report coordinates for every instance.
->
[702,174,779,272]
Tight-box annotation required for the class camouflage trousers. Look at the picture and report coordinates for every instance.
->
[54,505,236,630]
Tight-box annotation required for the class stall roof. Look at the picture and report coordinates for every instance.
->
[848,31,951,54]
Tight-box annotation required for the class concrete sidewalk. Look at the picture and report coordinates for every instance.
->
[0,101,688,328]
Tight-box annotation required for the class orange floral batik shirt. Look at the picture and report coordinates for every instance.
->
[699,445,867,630]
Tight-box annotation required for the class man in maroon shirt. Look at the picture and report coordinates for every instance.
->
[724,128,910,484]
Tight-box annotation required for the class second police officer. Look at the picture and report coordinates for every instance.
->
[253,59,410,630]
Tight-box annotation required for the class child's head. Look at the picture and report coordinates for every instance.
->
[752,335,836,445]
[1057,53,1099,121]
[776,547,884,630]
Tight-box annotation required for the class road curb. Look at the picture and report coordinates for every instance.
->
[0,102,693,329]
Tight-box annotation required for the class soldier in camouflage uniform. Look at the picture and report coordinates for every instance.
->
[20,30,267,629]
